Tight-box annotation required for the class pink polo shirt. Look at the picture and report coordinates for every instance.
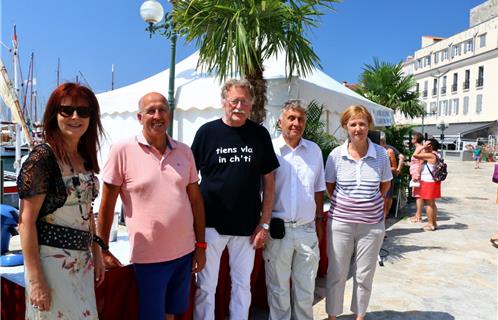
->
[103,133,198,263]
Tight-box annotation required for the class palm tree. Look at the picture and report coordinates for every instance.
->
[355,58,424,118]
[302,100,338,162]
[173,0,338,124]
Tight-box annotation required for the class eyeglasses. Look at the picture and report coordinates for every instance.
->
[225,98,252,107]
[58,105,91,118]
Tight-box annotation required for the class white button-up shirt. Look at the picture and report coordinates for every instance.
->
[272,135,326,224]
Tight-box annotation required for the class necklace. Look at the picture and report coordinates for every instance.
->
[67,156,94,221]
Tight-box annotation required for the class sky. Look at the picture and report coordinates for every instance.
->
[1,0,484,119]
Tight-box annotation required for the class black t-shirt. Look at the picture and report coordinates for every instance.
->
[191,119,279,236]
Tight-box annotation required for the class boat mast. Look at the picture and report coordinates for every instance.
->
[111,64,115,90]
[56,58,60,86]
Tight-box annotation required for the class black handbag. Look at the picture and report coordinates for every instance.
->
[269,218,285,239]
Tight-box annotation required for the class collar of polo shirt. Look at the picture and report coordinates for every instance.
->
[340,138,377,160]
[136,132,176,150]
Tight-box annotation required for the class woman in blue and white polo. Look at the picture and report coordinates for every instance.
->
[324,105,392,320]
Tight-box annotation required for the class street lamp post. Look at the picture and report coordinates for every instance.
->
[140,0,176,137]
[436,120,449,153]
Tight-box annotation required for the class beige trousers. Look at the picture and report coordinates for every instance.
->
[325,219,385,317]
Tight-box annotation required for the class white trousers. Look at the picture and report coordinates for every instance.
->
[263,222,319,320]
[325,219,385,317]
[193,228,255,320]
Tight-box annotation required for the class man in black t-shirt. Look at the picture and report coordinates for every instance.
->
[191,79,279,320]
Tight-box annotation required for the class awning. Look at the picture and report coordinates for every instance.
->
[412,121,497,138]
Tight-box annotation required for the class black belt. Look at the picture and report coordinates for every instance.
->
[37,220,92,251]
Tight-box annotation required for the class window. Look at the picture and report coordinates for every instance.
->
[441,76,447,94]
[476,94,482,113]
[423,80,428,97]
[464,39,473,53]
[463,69,470,89]
[452,73,458,92]
[452,44,461,57]
[479,34,486,48]
[430,102,437,113]
[453,99,459,115]
[432,79,438,96]
[426,56,431,66]
[438,100,448,116]
[449,99,458,116]
[477,66,484,87]
[442,49,449,61]
[416,83,420,93]
[463,96,469,115]
[434,52,439,64]
[417,59,422,69]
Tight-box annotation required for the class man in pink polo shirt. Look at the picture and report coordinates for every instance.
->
[97,92,206,320]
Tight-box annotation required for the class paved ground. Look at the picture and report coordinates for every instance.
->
[307,159,498,320]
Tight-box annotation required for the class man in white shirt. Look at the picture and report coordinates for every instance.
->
[264,100,326,320]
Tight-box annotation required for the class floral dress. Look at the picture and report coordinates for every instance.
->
[19,145,100,320]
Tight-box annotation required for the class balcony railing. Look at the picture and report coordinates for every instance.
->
[432,88,437,96]
[422,90,428,97]
[463,80,470,90]
[451,84,457,92]
[441,86,446,94]
[476,78,484,87]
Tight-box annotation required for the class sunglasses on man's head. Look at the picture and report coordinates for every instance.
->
[58,105,91,118]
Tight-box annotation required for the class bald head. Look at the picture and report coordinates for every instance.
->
[138,92,169,113]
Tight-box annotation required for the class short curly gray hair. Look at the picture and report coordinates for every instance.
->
[220,79,255,100]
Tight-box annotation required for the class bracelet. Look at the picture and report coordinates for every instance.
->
[93,235,109,251]
[195,242,208,249]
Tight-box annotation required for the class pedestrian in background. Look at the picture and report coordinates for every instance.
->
[473,144,482,169]
[379,132,404,219]
[409,131,425,223]
[413,138,441,231]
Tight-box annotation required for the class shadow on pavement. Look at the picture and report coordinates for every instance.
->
[380,244,444,261]
[323,310,455,319]
[438,196,461,204]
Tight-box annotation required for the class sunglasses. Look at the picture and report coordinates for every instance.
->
[58,105,91,118]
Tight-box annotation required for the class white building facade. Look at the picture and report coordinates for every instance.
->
[398,0,497,150]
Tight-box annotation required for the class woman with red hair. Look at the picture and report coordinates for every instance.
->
[18,83,105,319]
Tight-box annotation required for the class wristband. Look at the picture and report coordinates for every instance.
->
[93,235,109,251]
[195,242,207,249]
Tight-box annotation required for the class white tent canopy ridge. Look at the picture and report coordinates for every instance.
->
[96,50,394,161]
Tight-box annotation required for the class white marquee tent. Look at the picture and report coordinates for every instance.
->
[96,51,393,163]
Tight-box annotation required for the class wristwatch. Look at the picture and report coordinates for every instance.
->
[260,223,270,231]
